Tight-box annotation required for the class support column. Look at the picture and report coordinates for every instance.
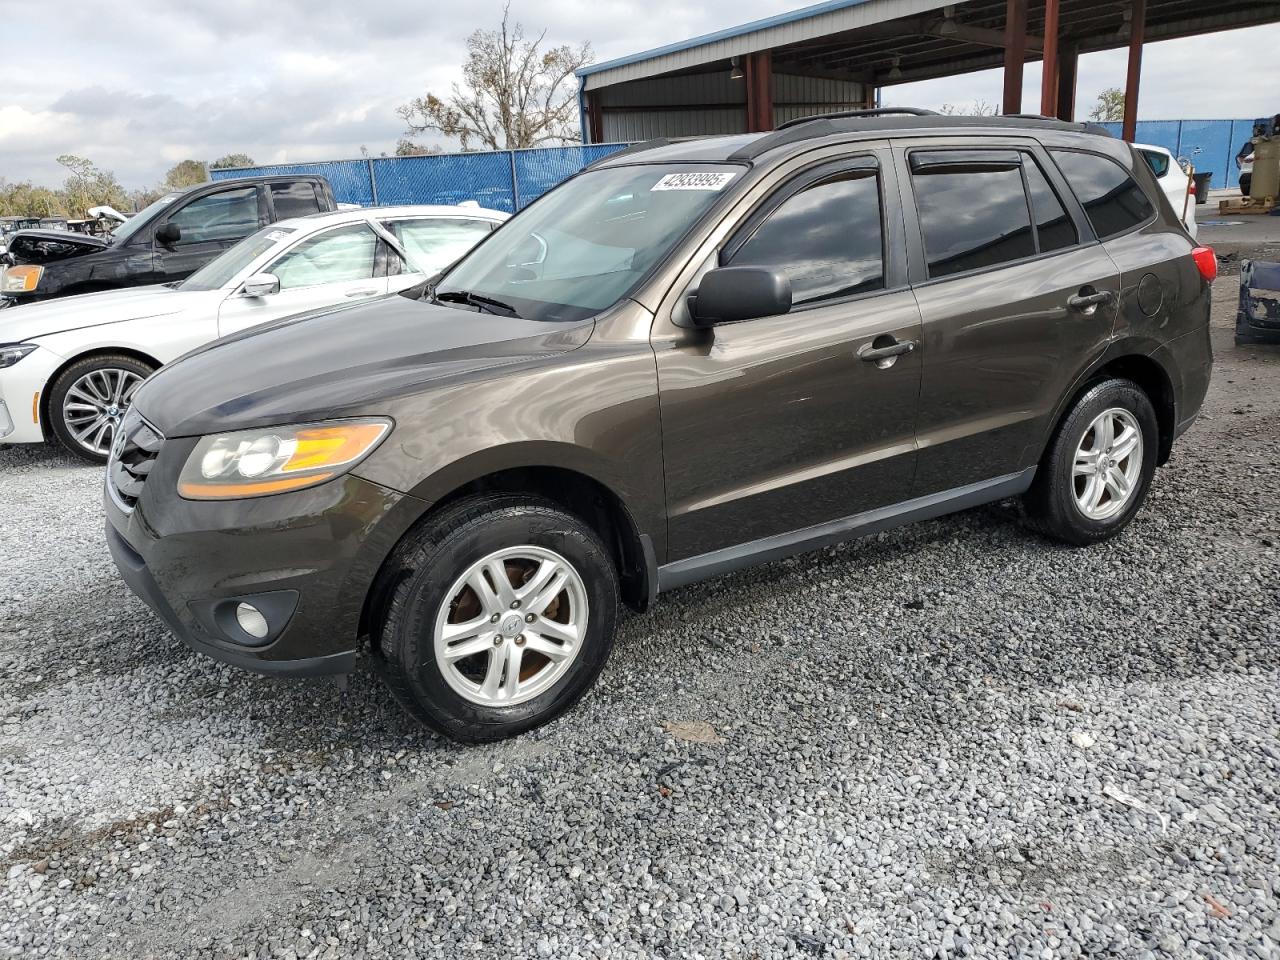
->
[1003,0,1027,115]
[586,90,604,144]
[1039,0,1060,117]
[744,51,774,132]
[1121,0,1146,142]
[1056,40,1078,121]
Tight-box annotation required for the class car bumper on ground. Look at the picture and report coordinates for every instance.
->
[104,456,428,677]
[0,345,62,444]
[1236,259,1280,345]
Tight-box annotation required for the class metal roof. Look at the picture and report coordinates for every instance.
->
[579,0,949,89]
[579,0,1280,91]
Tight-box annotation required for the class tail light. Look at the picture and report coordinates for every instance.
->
[1192,246,1217,283]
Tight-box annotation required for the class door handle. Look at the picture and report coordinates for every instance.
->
[1067,289,1114,314]
[344,287,378,298]
[858,338,917,366]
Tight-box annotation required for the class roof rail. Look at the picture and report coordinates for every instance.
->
[776,107,941,130]
[1005,113,1113,137]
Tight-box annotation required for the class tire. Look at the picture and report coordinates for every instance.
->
[1022,378,1158,546]
[46,354,155,464]
[374,494,619,743]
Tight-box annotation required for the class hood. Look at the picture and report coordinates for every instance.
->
[6,230,108,265]
[0,285,190,342]
[132,295,594,437]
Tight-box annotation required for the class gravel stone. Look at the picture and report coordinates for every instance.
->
[1,283,1277,959]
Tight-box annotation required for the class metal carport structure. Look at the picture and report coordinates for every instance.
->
[578,0,1280,143]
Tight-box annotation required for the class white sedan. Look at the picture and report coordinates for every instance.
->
[0,203,507,461]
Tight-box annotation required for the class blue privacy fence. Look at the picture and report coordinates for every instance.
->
[212,119,1257,210]
[1097,119,1255,190]
[210,144,633,212]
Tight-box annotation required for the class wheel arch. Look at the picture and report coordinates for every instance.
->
[39,347,162,436]
[1035,343,1178,468]
[358,462,656,654]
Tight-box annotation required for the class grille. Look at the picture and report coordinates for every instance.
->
[107,409,163,511]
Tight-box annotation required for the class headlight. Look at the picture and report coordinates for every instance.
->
[1,265,42,293]
[177,419,391,500]
[0,343,38,368]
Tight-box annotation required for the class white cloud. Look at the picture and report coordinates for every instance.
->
[1,0,1269,192]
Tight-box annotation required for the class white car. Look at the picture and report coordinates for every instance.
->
[1134,143,1197,240]
[0,203,507,461]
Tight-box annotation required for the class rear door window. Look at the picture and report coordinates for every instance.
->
[167,187,262,245]
[910,151,1035,279]
[270,182,323,219]
[1023,157,1078,253]
[726,165,885,305]
[383,217,494,275]
[1050,149,1155,239]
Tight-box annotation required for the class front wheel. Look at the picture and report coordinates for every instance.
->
[1022,378,1158,546]
[375,494,619,743]
[46,354,154,463]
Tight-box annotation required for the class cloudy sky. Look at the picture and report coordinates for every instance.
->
[2,0,1275,191]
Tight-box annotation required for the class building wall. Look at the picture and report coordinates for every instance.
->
[597,70,867,142]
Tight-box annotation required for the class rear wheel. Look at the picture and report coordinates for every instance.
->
[375,494,618,742]
[1023,378,1158,546]
[46,354,154,463]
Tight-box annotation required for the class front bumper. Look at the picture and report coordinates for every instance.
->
[104,450,428,677]
[0,345,63,444]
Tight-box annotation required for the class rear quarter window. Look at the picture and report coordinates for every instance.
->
[270,182,323,219]
[1051,149,1155,240]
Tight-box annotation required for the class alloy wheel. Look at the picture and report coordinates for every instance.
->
[1072,407,1144,521]
[433,546,589,707]
[61,367,144,458]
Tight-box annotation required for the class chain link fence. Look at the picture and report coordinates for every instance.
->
[210,143,632,212]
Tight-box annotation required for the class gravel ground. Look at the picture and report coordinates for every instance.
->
[2,282,1278,960]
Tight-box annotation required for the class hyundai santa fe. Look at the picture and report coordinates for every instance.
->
[104,110,1216,742]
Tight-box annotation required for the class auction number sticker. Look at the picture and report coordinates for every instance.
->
[651,172,737,192]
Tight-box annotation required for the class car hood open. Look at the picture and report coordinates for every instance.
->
[5,230,109,265]
[0,285,190,341]
[131,295,594,438]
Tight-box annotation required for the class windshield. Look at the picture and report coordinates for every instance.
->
[178,224,298,291]
[435,163,742,321]
[109,192,182,245]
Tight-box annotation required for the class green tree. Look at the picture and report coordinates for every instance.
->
[162,159,208,190]
[1089,88,1125,122]
[56,155,128,218]
[394,138,441,156]
[209,153,255,170]
[397,4,591,150]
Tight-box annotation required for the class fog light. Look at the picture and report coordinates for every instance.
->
[235,603,270,640]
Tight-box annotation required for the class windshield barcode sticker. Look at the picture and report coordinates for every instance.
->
[651,172,736,192]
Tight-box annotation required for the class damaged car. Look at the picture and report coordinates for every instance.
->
[0,175,337,308]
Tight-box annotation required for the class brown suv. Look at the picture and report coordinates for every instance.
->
[104,111,1216,742]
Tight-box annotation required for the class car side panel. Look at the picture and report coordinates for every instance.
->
[33,308,222,366]
[908,245,1120,494]
[351,305,669,561]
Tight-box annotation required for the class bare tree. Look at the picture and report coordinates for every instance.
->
[1089,88,1125,122]
[397,4,592,151]
[938,99,999,117]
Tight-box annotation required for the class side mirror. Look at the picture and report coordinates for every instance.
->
[155,222,181,245]
[689,266,792,326]
[241,273,280,298]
